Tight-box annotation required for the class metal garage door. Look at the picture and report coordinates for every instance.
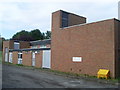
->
[42,50,51,68]
[5,48,8,62]
[9,52,12,63]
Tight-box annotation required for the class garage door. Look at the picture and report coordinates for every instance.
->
[5,48,8,62]
[42,50,51,68]
[32,52,35,66]
[9,52,12,63]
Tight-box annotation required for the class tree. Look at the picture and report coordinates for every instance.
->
[11,29,51,41]
[30,29,43,40]
[45,31,51,39]
[12,30,32,41]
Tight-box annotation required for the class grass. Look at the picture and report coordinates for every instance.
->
[16,64,24,66]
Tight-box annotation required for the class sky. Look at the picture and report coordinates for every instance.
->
[0,0,119,39]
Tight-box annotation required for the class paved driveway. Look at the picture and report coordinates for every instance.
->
[2,64,118,88]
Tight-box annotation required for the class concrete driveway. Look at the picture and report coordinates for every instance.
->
[2,64,118,88]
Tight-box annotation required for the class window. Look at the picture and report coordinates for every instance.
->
[18,53,22,58]
[5,47,8,53]
[14,42,20,49]
[40,45,46,48]
[31,46,37,49]
[61,11,69,28]
[18,52,22,64]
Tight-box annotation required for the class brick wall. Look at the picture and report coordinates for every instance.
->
[22,51,32,66]
[35,51,43,68]
[2,41,10,62]
[20,41,30,49]
[68,13,86,26]
[22,51,43,68]
[12,51,18,64]
[51,10,117,78]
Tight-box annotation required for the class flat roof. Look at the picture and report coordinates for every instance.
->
[30,39,51,46]
[9,48,51,52]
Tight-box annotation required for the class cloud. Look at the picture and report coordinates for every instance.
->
[0,0,119,39]
[0,0,119,3]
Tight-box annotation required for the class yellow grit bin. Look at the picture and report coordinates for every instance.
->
[97,69,110,79]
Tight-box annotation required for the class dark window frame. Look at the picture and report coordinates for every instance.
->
[61,11,69,28]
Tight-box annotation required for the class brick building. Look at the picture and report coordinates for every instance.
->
[3,39,51,68]
[3,40,30,62]
[51,10,120,78]
[30,39,51,49]
[2,10,120,78]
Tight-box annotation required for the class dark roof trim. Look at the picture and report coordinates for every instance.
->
[30,39,51,46]
[9,48,51,52]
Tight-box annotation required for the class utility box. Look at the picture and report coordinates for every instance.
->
[97,69,110,79]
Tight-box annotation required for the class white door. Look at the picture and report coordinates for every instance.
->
[9,52,13,63]
[32,52,35,66]
[42,50,51,68]
[18,53,22,64]
[5,48,8,62]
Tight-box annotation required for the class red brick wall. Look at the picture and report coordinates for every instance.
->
[51,10,117,78]
[68,13,86,26]
[35,51,43,68]
[20,41,30,49]
[21,51,43,68]
[9,40,14,49]
[2,41,11,62]
[12,51,18,64]
[22,51,32,66]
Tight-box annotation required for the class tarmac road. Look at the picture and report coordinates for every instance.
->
[2,64,118,88]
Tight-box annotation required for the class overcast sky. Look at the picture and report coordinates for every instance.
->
[0,0,119,39]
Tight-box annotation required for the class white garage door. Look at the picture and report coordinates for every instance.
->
[9,52,13,63]
[42,50,51,68]
[32,52,35,66]
[5,48,8,62]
